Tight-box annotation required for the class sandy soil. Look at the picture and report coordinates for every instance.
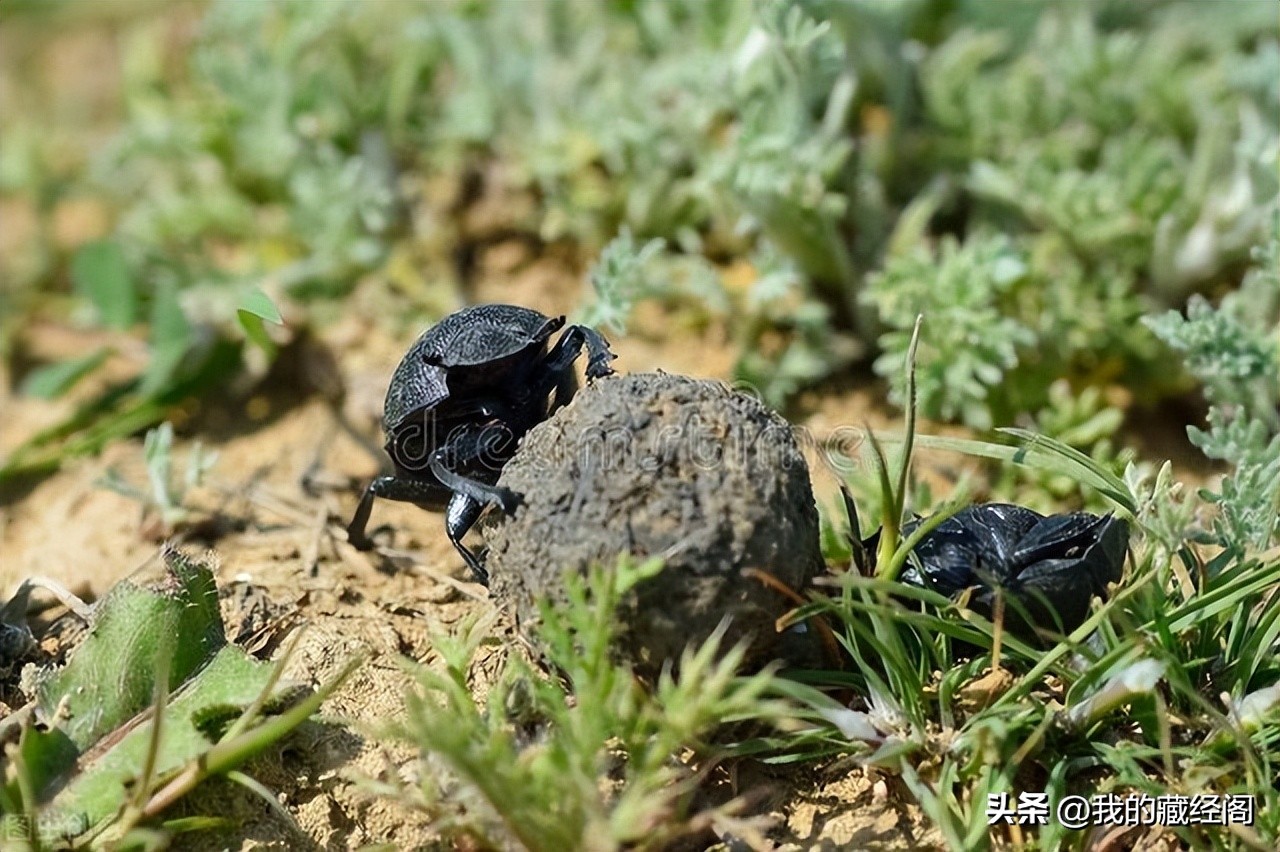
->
[0,291,949,850]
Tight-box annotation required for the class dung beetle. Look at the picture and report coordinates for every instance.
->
[898,503,1128,638]
[347,303,616,583]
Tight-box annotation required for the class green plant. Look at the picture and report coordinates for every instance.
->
[866,231,1037,429]
[577,229,855,408]
[925,4,1278,298]
[864,1,1277,432]
[998,380,1135,513]
[792,322,1279,850]
[0,547,359,850]
[97,422,218,533]
[1144,214,1280,556]
[6,0,1275,473]
[385,556,789,851]
[0,278,279,487]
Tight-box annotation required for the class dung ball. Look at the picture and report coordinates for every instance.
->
[482,372,824,676]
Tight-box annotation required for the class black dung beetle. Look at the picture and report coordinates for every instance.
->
[347,303,616,583]
[898,503,1128,638]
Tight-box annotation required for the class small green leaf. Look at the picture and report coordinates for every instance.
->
[237,313,273,356]
[36,546,226,752]
[71,241,137,330]
[237,287,283,356]
[14,546,351,842]
[236,286,283,324]
[44,645,284,832]
[19,348,110,399]
[886,430,1138,516]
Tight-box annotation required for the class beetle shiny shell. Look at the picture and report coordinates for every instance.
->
[899,503,1128,637]
[347,303,616,583]
[382,304,563,434]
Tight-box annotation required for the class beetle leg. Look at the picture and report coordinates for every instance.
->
[346,479,381,549]
[550,367,579,413]
[525,355,577,411]
[533,314,567,340]
[429,430,522,514]
[543,325,617,383]
[430,456,521,513]
[347,474,448,550]
[445,492,489,584]
[579,326,617,380]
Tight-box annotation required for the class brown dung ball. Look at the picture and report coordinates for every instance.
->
[482,372,824,676]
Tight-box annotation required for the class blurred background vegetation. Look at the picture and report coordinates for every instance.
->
[2,3,1278,848]
[1,0,1276,541]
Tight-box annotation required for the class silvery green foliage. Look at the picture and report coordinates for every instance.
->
[864,2,1277,430]
[734,242,860,406]
[866,232,1035,429]
[714,1,857,304]
[925,8,1278,299]
[1144,216,1280,554]
[578,230,856,408]
[96,0,400,298]
[576,228,731,332]
[575,230,670,335]
[82,0,860,404]
[38,0,1280,422]
[425,0,748,245]
[98,422,218,531]
[1124,460,1198,561]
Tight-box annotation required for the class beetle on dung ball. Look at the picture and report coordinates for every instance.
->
[347,303,616,583]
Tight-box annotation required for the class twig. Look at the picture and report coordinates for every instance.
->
[2,576,94,624]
